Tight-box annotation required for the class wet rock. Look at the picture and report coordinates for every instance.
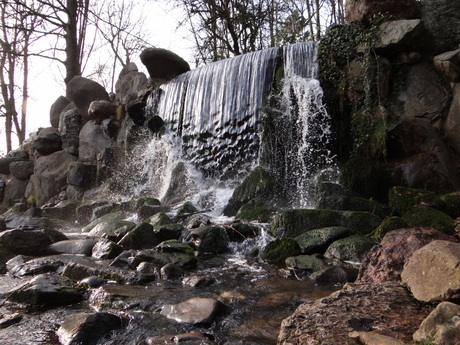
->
[160,263,184,280]
[82,210,126,233]
[50,95,71,128]
[42,201,79,222]
[170,332,214,343]
[6,273,80,307]
[0,228,66,256]
[78,120,113,164]
[92,238,123,259]
[145,212,172,228]
[140,48,190,84]
[161,297,226,325]
[138,204,171,220]
[25,150,77,207]
[285,254,328,272]
[48,239,98,256]
[271,209,381,238]
[125,99,146,125]
[161,162,196,205]
[312,266,350,285]
[67,162,97,189]
[78,276,107,288]
[324,235,376,263]
[186,226,229,255]
[349,331,405,345]
[413,301,460,345]
[295,226,351,254]
[401,240,460,302]
[225,222,260,242]
[147,115,165,135]
[375,19,424,55]
[345,0,419,22]
[57,312,123,345]
[8,257,65,277]
[261,238,301,264]
[357,228,455,283]
[118,222,159,250]
[372,216,407,241]
[154,224,184,242]
[402,205,454,234]
[66,76,110,122]
[61,260,132,284]
[182,275,215,288]
[9,161,34,180]
[88,100,116,124]
[278,283,430,345]
[5,255,32,272]
[0,313,23,329]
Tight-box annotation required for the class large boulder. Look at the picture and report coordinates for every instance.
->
[88,100,116,125]
[115,62,148,104]
[420,0,460,54]
[78,121,113,164]
[186,226,229,255]
[345,0,419,22]
[34,129,62,156]
[140,48,190,84]
[50,95,71,128]
[0,228,66,256]
[9,161,34,180]
[401,240,460,302]
[278,283,430,345]
[375,19,425,55]
[324,234,376,263]
[357,228,456,283]
[435,49,460,83]
[160,297,226,325]
[66,76,110,122]
[25,150,77,207]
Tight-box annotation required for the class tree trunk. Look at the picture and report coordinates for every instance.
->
[64,0,81,84]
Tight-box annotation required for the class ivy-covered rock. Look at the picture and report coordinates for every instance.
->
[402,205,455,234]
[372,216,408,241]
[324,234,376,263]
[295,226,351,254]
[261,238,301,264]
[271,209,381,238]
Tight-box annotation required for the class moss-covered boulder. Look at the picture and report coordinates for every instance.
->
[118,222,159,250]
[236,200,275,221]
[176,201,198,216]
[271,209,381,238]
[402,205,455,234]
[145,213,171,228]
[388,186,438,215]
[372,216,408,241]
[318,195,392,219]
[82,211,127,233]
[223,166,283,216]
[324,234,376,263]
[285,254,328,272]
[261,238,301,264]
[186,226,229,255]
[295,226,351,254]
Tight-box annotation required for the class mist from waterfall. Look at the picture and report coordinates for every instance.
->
[128,41,335,213]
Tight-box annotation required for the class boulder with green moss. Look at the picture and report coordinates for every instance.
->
[285,254,328,272]
[372,216,408,241]
[145,213,171,228]
[295,226,351,254]
[82,210,126,233]
[261,238,301,264]
[402,205,455,234]
[223,166,284,216]
[177,201,198,216]
[388,186,438,215]
[324,234,376,263]
[271,209,381,238]
[236,199,275,221]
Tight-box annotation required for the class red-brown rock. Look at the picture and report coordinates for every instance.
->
[346,0,419,22]
[356,228,457,283]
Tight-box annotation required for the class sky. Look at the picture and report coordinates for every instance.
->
[2,1,194,154]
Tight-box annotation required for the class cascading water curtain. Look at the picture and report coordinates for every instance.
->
[271,42,336,208]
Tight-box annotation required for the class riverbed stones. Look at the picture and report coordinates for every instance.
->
[401,240,460,302]
[57,312,123,345]
[278,283,430,345]
[357,228,456,283]
[413,301,460,345]
[6,273,80,307]
[160,297,226,325]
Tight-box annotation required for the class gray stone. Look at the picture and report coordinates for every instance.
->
[57,312,122,345]
[82,210,127,233]
[67,162,97,189]
[186,226,229,254]
[0,228,65,256]
[140,48,190,83]
[88,100,116,124]
[60,109,82,155]
[9,161,34,180]
[413,301,460,345]
[312,266,350,285]
[50,96,71,128]
[401,240,460,302]
[34,129,62,156]
[445,84,460,156]
[91,239,123,260]
[78,121,113,164]
[434,49,460,82]
[349,331,405,345]
[118,222,159,250]
[375,20,424,54]
[324,235,376,263]
[42,201,79,222]
[115,62,148,104]
[25,150,77,207]
[285,254,328,272]
[66,76,110,122]
[6,274,80,307]
[160,263,184,280]
[345,0,419,22]
[295,226,351,254]
[1,176,28,209]
[160,297,225,325]
[48,239,98,256]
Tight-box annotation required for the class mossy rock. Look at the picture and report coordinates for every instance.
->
[261,237,301,264]
[388,186,438,215]
[318,194,392,218]
[372,216,408,241]
[402,205,455,234]
[324,234,376,263]
[145,213,171,228]
[187,226,229,255]
[285,254,328,272]
[435,192,460,219]
[236,199,275,221]
[271,209,381,238]
[156,240,195,256]
[89,220,136,241]
[295,226,351,254]
[223,166,283,216]
[82,211,126,233]
[177,201,198,216]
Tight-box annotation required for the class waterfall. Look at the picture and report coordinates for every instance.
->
[136,41,334,210]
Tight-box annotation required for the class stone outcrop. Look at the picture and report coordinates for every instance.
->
[140,48,190,84]
[278,283,429,345]
[401,240,460,302]
[78,121,113,164]
[375,19,425,55]
[50,95,71,128]
[345,0,419,22]
[357,228,456,283]
[115,62,148,104]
